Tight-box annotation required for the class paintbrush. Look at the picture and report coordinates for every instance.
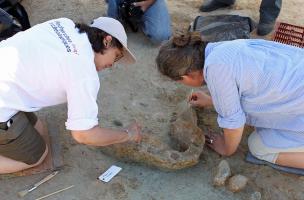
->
[187,89,194,107]
[18,171,59,198]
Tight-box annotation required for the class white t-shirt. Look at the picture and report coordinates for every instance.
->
[0,18,100,130]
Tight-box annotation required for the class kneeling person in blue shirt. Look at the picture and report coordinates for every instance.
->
[156,32,304,170]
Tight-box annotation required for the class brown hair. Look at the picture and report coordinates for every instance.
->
[156,31,208,81]
[75,23,123,54]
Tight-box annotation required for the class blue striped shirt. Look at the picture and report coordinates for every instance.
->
[204,39,304,148]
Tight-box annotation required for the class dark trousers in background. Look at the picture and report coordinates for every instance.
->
[214,0,282,22]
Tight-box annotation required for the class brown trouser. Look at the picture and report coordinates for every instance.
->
[0,112,46,165]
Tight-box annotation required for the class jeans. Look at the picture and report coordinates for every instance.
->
[214,0,282,22]
[107,0,172,44]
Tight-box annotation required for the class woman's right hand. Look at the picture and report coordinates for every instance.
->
[188,91,213,107]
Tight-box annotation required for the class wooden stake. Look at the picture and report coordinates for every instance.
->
[35,185,74,200]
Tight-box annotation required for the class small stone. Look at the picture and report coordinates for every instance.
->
[227,174,248,192]
[213,160,231,186]
[250,191,262,200]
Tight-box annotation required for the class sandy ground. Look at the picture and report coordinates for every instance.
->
[1,0,304,200]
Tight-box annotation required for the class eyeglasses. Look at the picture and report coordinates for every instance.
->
[114,51,124,62]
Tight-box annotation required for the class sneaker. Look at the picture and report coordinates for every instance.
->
[257,21,275,36]
[199,0,232,12]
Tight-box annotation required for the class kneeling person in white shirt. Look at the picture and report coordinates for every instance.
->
[0,17,141,174]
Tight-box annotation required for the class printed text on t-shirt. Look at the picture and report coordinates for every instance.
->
[49,21,79,54]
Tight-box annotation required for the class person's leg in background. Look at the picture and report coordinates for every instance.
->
[257,0,282,36]
[107,0,123,19]
[199,0,235,12]
[141,0,172,44]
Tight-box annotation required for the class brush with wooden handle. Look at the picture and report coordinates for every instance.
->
[18,170,59,198]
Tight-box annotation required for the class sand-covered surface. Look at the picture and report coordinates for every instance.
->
[1,0,304,199]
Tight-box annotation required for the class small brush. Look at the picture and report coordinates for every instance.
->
[188,89,194,107]
[18,171,59,198]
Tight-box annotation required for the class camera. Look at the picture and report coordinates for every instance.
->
[118,0,144,32]
[0,8,22,41]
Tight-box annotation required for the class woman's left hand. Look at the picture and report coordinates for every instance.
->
[205,133,227,156]
[133,0,155,12]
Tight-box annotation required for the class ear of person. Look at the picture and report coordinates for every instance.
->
[103,35,113,48]
[180,74,195,83]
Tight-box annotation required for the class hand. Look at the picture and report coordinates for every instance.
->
[133,0,155,12]
[188,91,213,107]
[205,133,227,156]
[125,122,142,143]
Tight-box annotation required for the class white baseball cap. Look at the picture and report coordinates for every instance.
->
[90,17,136,64]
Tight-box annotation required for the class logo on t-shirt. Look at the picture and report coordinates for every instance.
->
[49,21,79,55]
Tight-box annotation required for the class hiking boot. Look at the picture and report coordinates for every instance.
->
[257,21,275,36]
[199,0,232,12]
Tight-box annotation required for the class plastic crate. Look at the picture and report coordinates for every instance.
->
[272,22,304,48]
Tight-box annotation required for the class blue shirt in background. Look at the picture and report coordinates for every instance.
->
[204,39,304,148]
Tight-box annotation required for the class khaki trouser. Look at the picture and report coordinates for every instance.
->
[0,112,46,165]
[248,131,304,163]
